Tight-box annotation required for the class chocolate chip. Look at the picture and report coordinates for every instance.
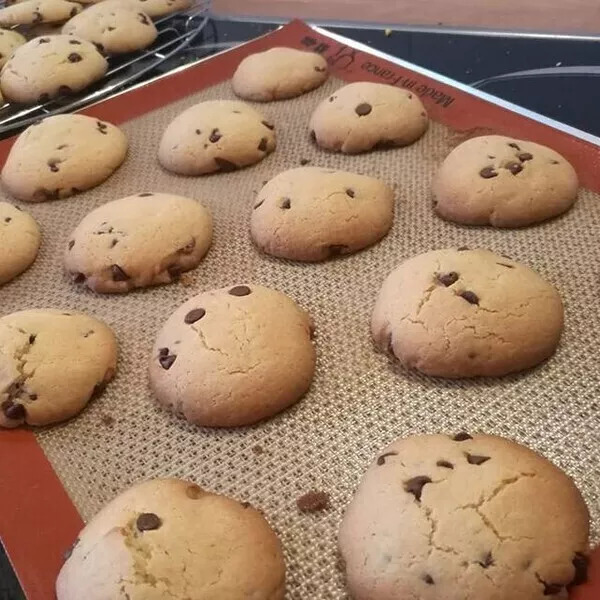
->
[229,285,251,296]
[138,12,150,24]
[138,192,153,197]
[92,380,107,397]
[436,460,453,469]
[4,217,11,223]
[136,513,161,532]
[68,53,82,63]
[186,484,202,499]
[94,42,104,52]
[209,128,221,143]
[258,137,269,152]
[518,152,533,162]
[69,6,78,16]
[508,142,521,150]
[478,551,494,568]
[110,239,118,248]
[240,501,251,509]
[300,158,310,165]
[2,401,25,420]
[355,102,372,116]
[542,582,563,595]
[29,334,36,344]
[550,159,560,165]
[346,188,355,198]
[214,157,237,172]
[48,159,60,172]
[253,199,264,210]
[184,308,205,324]
[310,130,316,142]
[377,451,397,466]
[460,291,479,305]
[39,37,50,44]
[57,144,68,150]
[158,347,169,356]
[569,553,589,587]
[159,354,176,370]
[97,121,108,134]
[168,265,182,280]
[69,39,81,45]
[72,272,86,284]
[466,453,490,465]
[32,10,42,22]
[506,161,523,175]
[407,93,413,99]
[328,244,348,256]
[296,490,330,513]
[179,238,195,254]
[107,26,115,31]
[111,264,129,282]
[479,166,498,179]
[457,246,469,252]
[29,394,37,401]
[329,96,336,102]
[262,120,274,130]
[437,272,458,286]
[58,85,72,96]
[280,197,291,209]
[314,65,326,72]
[452,432,472,441]
[423,574,435,585]
[487,155,496,159]
[497,262,514,269]
[403,476,431,501]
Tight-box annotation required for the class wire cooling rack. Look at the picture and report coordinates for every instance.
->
[0,0,212,136]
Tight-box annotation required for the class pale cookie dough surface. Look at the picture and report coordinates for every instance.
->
[149,284,316,427]
[339,433,590,600]
[310,81,429,154]
[0,309,117,428]
[62,1,157,54]
[65,192,213,293]
[0,34,107,104]
[0,28,26,68]
[251,166,394,261]
[1,113,127,201]
[0,0,81,27]
[0,202,40,284]
[56,478,286,600]
[371,248,564,378]
[232,47,328,101]
[433,135,579,227]
[124,0,192,18]
[159,100,276,175]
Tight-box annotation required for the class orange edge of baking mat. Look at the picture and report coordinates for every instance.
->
[0,19,598,600]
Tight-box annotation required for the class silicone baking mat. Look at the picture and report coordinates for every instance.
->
[0,20,598,600]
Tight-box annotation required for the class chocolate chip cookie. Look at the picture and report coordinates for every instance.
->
[0,201,41,284]
[0,0,81,27]
[371,248,564,377]
[0,309,117,428]
[251,166,394,261]
[124,0,192,18]
[433,135,579,227]
[309,81,428,153]
[232,46,328,101]
[0,28,26,68]
[158,100,276,175]
[149,285,316,427]
[56,478,286,599]
[0,34,107,104]
[339,433,590,600]
[1,114,127,201]
[65,192,213,293]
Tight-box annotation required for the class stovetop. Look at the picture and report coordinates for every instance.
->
[2,16,599,600]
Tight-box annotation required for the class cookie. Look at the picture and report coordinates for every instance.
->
[62,1,157,54]
[0,34,107,104]
[0,0,81,27]
[158,100,276,175]
[0,309,117,428]
[339,433,590,600]
[65,192,213,293]
[251,166,394,261]
[56,478,286,600]
[0,28,26,68]
[123,0,192,18]
[0,202,41,284]
[1,114,127,201]
[371,248,564,378]
[432,135,579,227]
[149,284,316,427]
[309,81,428,154]
[232,47,328,101]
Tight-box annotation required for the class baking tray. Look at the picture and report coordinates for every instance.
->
[0,20,598,600]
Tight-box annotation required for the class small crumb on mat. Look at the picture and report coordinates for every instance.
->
[100,414,114,426]
[252,444,264,455]
[297,490,330,513]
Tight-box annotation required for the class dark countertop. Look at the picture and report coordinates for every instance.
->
[2,17,598,600]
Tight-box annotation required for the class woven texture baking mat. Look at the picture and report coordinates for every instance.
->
[1,77,598,599]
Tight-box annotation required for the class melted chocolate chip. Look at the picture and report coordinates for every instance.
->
[569,553,589,587]
[310,130,316,142]
[168,265,182,280]
[138,12,150,24]
[214,157,237,172]
[452,432,472,441]
[97,121,108,134]
[346,188,355,198]
[508,142,521,150]
[136,513,161,532]
[184,308,206,324]
[111,264,129,282]
[518,152,533,162]
[110,239,118,248]
[68,52,82,63]
[457,246,470,251]
[438,272,458,287]
[72,272,86,284]
[479,166,498,179]
[4,217,11,223]
[328,244,348,256]
[48,159,60,172]
[209,128,221,143]
[138,192,153,197]
[158,347,169,356]
[262,120,274,130]
[258,137,268,152]
[69,39,81,45]
[329,96,336,102]
[159,354,176,370]
[466,453,490,465]
[423,574,435,585]
[29,394,37,401]
[92,380,107,398]
[436,460,453,469]
[506,161,523,175]
[280,197,291,209]
[253,199,264,210]
[69,6,78,16]
[229,285,251,296]
[478,551,494,568]
[314,65,326,72]
[32,10,42,22]
[300,158,310,166]
[403,476,431,501]
[355,102,372,116]
[460,291,479,305]
[29,334,36,344]
[542,582,563,595]
[94,42,104,52]
[38,37,50,44]
[2,401,25,420]
[377,451,397,466]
